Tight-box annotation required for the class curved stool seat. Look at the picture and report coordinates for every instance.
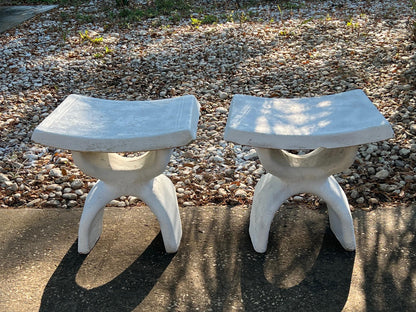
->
[225,90,393,253]
[32,94,200,254]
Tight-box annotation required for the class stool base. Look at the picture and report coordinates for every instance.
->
[72,149,181,254]
[250,173,356,253]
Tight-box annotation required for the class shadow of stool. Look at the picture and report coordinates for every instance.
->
[40,233,174,312]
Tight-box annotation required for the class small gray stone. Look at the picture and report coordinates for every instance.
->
[62,193,77,200]
[399,148,410,156]
[194,174,203,181]
[356,197,365,204]
[45,199,61,207]
[35,174,45,181]
[9,183,18,192]
[49,168,62,178]
[216,107,228,114]
[379,184,397,192]
[213,155,224,162]
[109,200,126,207]
[218,188,227,196]
[219,91,228,100]
[46,185,56,191]
[253,168,266,175]
[350,190,359,199]
[27,198,42,207]
[67,200,78,208]
[243,149,258,160]
[225,169,234,177]
[366,144,378,154]
[71,179,84,189]
[0,173,9,182]
[369,198,379,204]
[57,157,69,164]
[235,189,247,198]
[128,196,139,205]
[375,169,389,179]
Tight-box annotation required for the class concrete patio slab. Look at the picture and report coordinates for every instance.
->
[0,204,415,311]
[0,5,57,34]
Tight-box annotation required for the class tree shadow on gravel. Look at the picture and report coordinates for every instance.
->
[39,233,174,312]
[240,226,355,312]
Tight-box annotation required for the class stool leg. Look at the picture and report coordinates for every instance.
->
[312,176,356,251]
[250,174,356,253]
[250,173,292,253]
[73,149,182,254]
[78,180,121,254]
[136,174,182,253]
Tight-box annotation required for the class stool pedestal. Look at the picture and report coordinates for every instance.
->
[32,94,200,254]
[72,149,181,254]
[250,146,358,253]
[224,91,394,253]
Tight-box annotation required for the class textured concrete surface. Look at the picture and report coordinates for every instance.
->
[0,204,415,311]
[0,5,57,33]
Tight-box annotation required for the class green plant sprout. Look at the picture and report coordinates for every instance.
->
[277,4,283,23]
[239,11,248,23]
[191,17,202,28]
[79,30,103,44]
[347,18,359,29]
[226,11,234,23]
[94,46,113,58]
[202,15,218,25]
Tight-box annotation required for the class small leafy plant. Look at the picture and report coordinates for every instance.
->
[191,17,202,28]
[79,30,103,44]
[94,46,113,58]
[347,18,359,28]
[191,15,218,27]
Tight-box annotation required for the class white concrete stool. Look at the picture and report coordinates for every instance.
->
[32,94,200,254]
[224,90,393,253]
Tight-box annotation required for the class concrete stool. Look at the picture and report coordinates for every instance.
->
[32,94,200,254]
[224,90,393,253]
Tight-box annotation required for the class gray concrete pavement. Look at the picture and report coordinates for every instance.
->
[0,204,415,311]
[0,5,57,33]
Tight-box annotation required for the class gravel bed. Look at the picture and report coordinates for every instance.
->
[0,0,415,210]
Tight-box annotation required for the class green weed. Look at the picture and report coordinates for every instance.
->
[346,18,360,29]
[226,11,235,23]
[277,4,283,22]
[191,14,217,27]
[93,46,113,59]
[202,15,219,25]
[191,17,202,28]
[79,30,103,44]
[224,10,251,24]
